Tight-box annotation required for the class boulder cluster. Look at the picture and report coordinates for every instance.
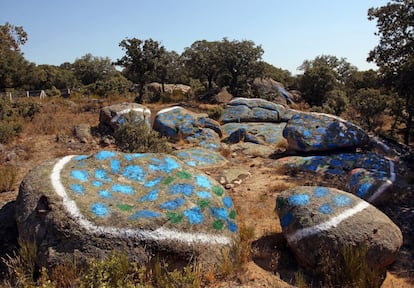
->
[14,97,403,284]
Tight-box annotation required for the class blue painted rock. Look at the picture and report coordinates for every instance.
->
[15,151,238,268]
[283,112,370,152]
[99,103,151,131]
[185,128,223,151]
[172,148,228,168]
[222,122,287,148]
[276,186,402,277]
[252,77,294,105]
[153,106,223,142]
[275,153,396,204]
[222,98,288,123]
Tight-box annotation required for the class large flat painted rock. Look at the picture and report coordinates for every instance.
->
[283,112,370,152]
[222,122,286,147]
[172,148,228,168]
[276,186,402,279]
[222,98,287,123]
[16,151,238,268]
[276,152,396,204]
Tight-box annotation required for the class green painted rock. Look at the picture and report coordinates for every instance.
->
[276,186,402,280]
[16,151,238,268]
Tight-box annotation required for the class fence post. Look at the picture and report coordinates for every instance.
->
[26,91,29,97]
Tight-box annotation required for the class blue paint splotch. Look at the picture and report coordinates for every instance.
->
[92,180,103,187]
[144,177,163,188]
[288,194,310,206]
[319,203,333,214]
[70,184,84,194]
[222,196,233,208]
[280,213,293,228]
[96,151,116,160]
[313,187,329,198]
[168,183,194,196]
[139,189,159,202]
[129,210,161,220]
[110,159,121,173]
[195,175,211,189]
[71,170,89,182]
[160,198,186,210]
[74,155,88,161]
[197,191,212,198]
[111,184,134,195]
[357,183,372,198]
[95,169,112,182]
[333,195,352,207]
[149,157,180,173]
[98,190,112,198]
[226,220,238,232]
[122,165,146,182]
[183,207,204,224]
[91,202,109,217]
[210,207,228,219]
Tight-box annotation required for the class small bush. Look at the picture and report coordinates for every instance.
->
[114,121,172,154]
[0,122,23,144]
[207,106,224,121]
[0,165,18,192]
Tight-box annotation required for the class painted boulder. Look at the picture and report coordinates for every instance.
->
[251,77,294,105]
[15,151,238,268]
[222,122,287,148]
[153,106,222,144]
[222,98,288,123]
[99,102,151,131]
[275,152,396,204]
[172,148,228,169]
[276,186,402,279]
[283,112,370,152]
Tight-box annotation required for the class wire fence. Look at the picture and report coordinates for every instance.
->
[0,89,72,101]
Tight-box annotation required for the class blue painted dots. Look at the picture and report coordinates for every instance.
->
[98,190,111,198]
[74,155,88,161]
[319,203,333,214]
[70,184,84,194]
[288,194,310,206]
[313,187,329,198]
[183,207,204,224]
[110,159,121,173]
[92,180,103,187]
[96,151,116,160]
[71,170,89,182]
[210,207,228,219]
[95,169,112,182]
[144,177,163,188]
[280,213,293,228]
[111,184,134,195]
[91,202,109,217]
[160,198,185,210]
[129,210,161,220]
[122,165,145,182]
[357,183,372,198]
[223,196,233,208]
[168,183,194,196]
[197,191,212,199]
[195,175,211,189]
[139,189,159,202]
[333,195,352,207]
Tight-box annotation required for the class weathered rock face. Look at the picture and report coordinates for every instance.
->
[153,106,223,150]
[222,122,287,148]
[222,98,287,123]
[283,112,370,152]
[172,148,227,168]
[276,186,402,278]
[99,103,151,131]
[16,151,238,268]
[275,153,396,204]
[252,77,294,105]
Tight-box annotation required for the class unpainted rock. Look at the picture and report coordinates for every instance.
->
[276,186,402,280]
[16,151,238,269]
[252,77,294,105]
[99,103,151,131]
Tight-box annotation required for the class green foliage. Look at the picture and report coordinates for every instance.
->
[322,89,349,116]
[114,120,172,153]
[0,164,18,192]
[320,244,382,288]
[349,88,389,132]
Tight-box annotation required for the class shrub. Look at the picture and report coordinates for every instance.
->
[114,121,172,154]
[207,106,224,121]
[0,165,18,192]
[0,121,23,144]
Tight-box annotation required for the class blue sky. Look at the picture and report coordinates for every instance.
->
[1,0,389,74]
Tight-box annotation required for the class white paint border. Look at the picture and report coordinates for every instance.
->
[367,159,396,203]
[51,155,232,246]
[286,201,370,243]
[156,106,183,115]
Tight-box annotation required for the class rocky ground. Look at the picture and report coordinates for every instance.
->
[0,97,413,287]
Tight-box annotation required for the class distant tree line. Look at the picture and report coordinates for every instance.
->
[0,0,413,143]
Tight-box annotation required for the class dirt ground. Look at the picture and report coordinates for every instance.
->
[0,97,413,287]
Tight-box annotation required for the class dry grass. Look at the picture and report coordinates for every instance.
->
[0,165,18,193]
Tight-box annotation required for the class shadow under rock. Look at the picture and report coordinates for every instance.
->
[0,201,19,279]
